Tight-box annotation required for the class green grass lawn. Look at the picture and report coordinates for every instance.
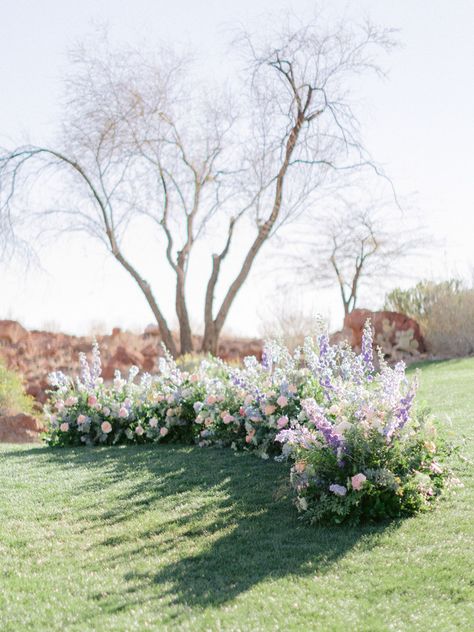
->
[1,359,473,631]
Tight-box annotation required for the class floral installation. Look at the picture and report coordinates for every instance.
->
[45,322,456,524]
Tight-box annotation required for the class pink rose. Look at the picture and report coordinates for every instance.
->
[135,425,144,436]
[288,384,297,394]
[59,422,69,432]
[204,417,213,427]
[101,421,112,434]
[277,395,288,407]
[160,427,169,437]
[239,406,246,416]
[65,396,78,406]
[277,416,288,429]
[430,461,443,474]
[190,374,199,383]
[56,401,65,411]
[206,395,217,405]
[245,429,256,444]
[102,407,111,417]
[223,414,234,424]
[264,405,276,416]
[351,473,367,491]
[87,395,97,407]
[149,417,158,428]
[118,407,129,418]
[77,414,87,425]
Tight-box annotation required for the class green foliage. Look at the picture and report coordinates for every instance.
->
[384,279,474,356]
[0,358,34,415]
[384,279,464,324]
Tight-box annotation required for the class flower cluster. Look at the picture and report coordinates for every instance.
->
[45,323,454,524]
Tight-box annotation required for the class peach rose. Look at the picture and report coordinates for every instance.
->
[59,422,69,432]
[277,416,289,429]
[264,405,276,416]
[160,427,169,437]
[101,421,112,434]
[277,395,288,407]
[351,473,367,491]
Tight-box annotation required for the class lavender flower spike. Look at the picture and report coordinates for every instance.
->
[361,319,375,375]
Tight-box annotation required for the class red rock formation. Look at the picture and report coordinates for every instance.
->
[0,413,45,443]
[343,309,425,352]
[330,309,426,362]
[0,320,263,404]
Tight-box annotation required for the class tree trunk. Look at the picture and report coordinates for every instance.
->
[113,251,178,357]
[175,252,193,355]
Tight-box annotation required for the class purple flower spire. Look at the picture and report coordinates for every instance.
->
[261,345,272,372]
[302,398,344,452]
[361,320,375,377]
[91,339,102,385]
[79,352,92,389]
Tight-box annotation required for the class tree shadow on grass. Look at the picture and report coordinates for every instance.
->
[2,445,399,622]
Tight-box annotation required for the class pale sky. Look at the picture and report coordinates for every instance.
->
[1,0,473,337]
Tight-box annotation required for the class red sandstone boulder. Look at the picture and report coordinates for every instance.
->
[0,320,30,346]
[342,309,425,355]
[0,413,45,443]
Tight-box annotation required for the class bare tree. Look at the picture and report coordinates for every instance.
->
[0,17,395,355]
[287,201,422,317]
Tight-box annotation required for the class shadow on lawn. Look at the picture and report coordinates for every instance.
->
[3,445,398,620]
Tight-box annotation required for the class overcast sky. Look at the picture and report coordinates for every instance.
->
[1,0,473,337]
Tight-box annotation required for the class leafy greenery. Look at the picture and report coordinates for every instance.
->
[383,279,463,324]
[0,358,34,415]
[384,279,474,356]
[0,358,473,631]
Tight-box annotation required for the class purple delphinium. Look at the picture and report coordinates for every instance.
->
[361,320,375,379]
[79,352,92,390]
[302,398,344,452]
[91,340,102,385]
[275,424,318,451]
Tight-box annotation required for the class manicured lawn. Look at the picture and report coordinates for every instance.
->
[1,359,473,631]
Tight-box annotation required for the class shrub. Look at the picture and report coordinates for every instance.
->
[384,280,474,357]
[0,358,34,415]
[45,325,455,524]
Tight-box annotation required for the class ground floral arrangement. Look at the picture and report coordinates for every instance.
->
[45,322,457,525]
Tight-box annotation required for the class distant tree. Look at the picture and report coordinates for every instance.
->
[0,17,395,355]
[288,202,423,317]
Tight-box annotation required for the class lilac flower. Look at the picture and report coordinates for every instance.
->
[91,339,102,385]
[329,484,347,496]
[47,370,70,390]
[78,352,91,387]
[302,398,344,451]
[361,320,375,377]
[275,424,319,456]
[261,346,271,372]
